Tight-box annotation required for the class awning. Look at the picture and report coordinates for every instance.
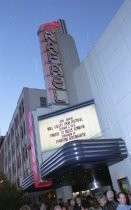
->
[40,138,127,178]
[22,138,127,191]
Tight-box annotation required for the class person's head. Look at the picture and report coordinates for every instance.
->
[97,194,107,207]
[54,205,62,210]
[106,190,115,201]
[89,197,99,208]
[127,193,131,204]
[117,192,127,205]
[70,199,75,206]
[75,196,81,206]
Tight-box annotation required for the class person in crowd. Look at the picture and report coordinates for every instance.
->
[40,200,46,210]
[82,201,89,210]
[59,198,64,208]
[106,190,116,202]
[83,196,92,210]
[73,195,84,210]
[127,193,131,205]
[104,190,118,210]
[88,196,101,210]
[68,199,75,210]
[32,202,40,210]
[116,192,131,210]
[97,194,107,209]
[54,204,67,210]
[20,205,32,210]
[54,205,63,210]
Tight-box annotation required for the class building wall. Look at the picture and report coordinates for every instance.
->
[55,32,80,105]
[1,87,47,187]
[73,0,131,192]
[73,62,93,103]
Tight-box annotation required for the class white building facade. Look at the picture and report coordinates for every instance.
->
[73,0,131,192]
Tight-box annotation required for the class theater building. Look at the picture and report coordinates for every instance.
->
[22,0,131,202]
[1,0,131,204]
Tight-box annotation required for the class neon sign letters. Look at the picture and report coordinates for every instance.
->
[38,20,69,105]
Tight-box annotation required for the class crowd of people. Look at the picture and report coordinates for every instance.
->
[19,190,131,210]
[54,191,131,210]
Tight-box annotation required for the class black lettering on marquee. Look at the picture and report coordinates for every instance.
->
[49,64,62,77]
[53,90,66,104]
[41,28,68,105]
[52,76,64,89]
[47,127,53,131]
[46,42,58,52]
[44,31,56,43]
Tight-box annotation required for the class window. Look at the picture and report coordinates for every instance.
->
[12,161,16,174]
[20,126,24,139]
[21,99,24,113]
[23,122,26,135]
[17,156,21,169]
[23,169,29,178]
[5,157,7,168]
[25,147,28,159]
[19,99,24,119]
[12,143,15,155]
[16,177,20,188]
[22,147,25,162]
[9,168,11,181]
[40,97,47,107]
[15,114,19,129]
[22,145,28,163]
[11,126,14,138]
[16,134,19,148]
[8,150,11,162]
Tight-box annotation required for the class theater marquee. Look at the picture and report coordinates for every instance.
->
[38,103,102,152]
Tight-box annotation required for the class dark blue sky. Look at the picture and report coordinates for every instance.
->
[0,0,124,135]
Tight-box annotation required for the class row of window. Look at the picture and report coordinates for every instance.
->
[10,99,25,139]
[5,144,28,168]
[5,120,26,153]
[5,148,28,181]
[3,96,47,183]
[5,96,46,154]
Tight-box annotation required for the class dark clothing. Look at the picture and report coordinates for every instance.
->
[103,201,118,210]
[73,205,83,210]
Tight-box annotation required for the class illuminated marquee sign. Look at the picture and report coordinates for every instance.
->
[38,20,69,105]
[38,103,102,152]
